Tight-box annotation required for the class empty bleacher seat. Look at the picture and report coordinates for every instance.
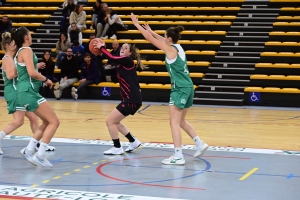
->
[245,87,300,93]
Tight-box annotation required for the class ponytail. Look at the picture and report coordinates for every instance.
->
[130,44,147,70]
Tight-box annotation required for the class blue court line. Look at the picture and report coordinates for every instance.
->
[138,104,151,114]
[286,174,294,179]
[50,158,63,164]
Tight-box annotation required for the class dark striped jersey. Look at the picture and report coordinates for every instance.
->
[100,47,142,104]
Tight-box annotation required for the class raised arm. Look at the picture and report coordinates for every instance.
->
[130,13,170,52]
[142,23,165,43]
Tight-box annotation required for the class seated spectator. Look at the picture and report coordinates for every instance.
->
[72,40,85,64]
[68,4,86,33]
[84,34,95,54]
[56,32,72,68]
[68,23,82,44]
[90,0,102,30]
[103,40,120,82]
[71,52,101,100]
[53,48,79,100]
[0,16,12,41]
[101,8,126,40]
[96,3,109,38]
[60,0,76,32]
[39,51,55,81]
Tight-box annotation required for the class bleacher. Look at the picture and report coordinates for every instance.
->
[1,0,300,107]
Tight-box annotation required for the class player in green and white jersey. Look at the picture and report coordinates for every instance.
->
[131,14,209,165]
[11,27,60,167]
[0,32,39,155]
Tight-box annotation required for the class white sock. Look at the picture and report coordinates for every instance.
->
[37,142,48,157]
[27,138,39,152]
[0,131,7,140]
[174,147,183,158]
[193,136,202,148]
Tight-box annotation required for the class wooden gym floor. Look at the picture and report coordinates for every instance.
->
[0,98,299,151]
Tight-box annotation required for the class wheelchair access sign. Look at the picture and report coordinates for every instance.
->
[249,92,260,102]
[101,87,111,97]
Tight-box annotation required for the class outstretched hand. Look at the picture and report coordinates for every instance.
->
[93,38,105,49]
[130,13,139,26]
[142,23,152,32]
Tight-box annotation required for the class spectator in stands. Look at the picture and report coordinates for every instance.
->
[61,0,77,32]
[56,32,72,69]
[101,8,126,40]
[84,34,96,54]
[103,40,120,82]
[71,52,101,100]
[39,51,55,81]
[96,3,109,38]
[72,40,85,64]
[53,48,79,100]
[90,0,102,30]
[68,4,87,33]
[0,16,12,41]
[68,23,82,44]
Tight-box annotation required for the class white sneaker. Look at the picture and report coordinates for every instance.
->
[162,155,185,165]
[101,36,108,39]
[32,153,53,167]
[0,140,3,155]
[110,34,117,39]
[71,92,78,100]
[90,26,93,30]
[103,147,124,155]
[20,147,37,166]
[35,143,55,151]
[54,82,60,90]
[125,139,141,152]
[71,87,77,93]
[194,141,209,158]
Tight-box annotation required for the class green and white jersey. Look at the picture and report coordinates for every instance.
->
[14,47,42,92]
[2,55,17,90]
[165,44,193,88]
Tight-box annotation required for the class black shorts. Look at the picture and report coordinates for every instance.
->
[116,102,142,116]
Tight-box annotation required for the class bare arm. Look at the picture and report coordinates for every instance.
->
[2,57,17,80]
[130,13,176,59]
[142,23,165,42]
[19,48,53,88]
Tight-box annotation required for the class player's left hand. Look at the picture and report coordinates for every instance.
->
[130,13,139,26]
[37,62,46,69]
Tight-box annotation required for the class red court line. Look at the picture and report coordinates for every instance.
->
[0,195,56,200]
[96,156,206,190]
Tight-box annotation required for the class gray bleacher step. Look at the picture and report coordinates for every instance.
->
[32,38,58,42]
[193,98,244,106]
[240,8,280,11]
[227,31,270,35]
[225,36,269,39]
[233,22,274,25]
[215,56,260,59]
[197,85,246,92]
[220,46,264,49]
[202,78,250,82]
[37,28,60,32]
[242,5,268,7]
[236,17,276,20]
[45,20,60,23]
[211,62,256,65]
[209,67,255,70]
[222,41,265,45]
[230,26,273,29]
[238,13,278,16]
[195,91,244,99]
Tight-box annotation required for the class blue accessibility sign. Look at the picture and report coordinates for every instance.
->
[249,92,260,102]
[101,87,111,97]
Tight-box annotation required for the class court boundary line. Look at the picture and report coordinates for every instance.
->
[3,135,300,156]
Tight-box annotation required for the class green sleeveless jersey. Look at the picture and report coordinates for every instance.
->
[2,55,17,89]
[14,47,42,92]
[165,44,193,88]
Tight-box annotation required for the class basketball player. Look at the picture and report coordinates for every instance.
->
[93,39,144,155]
[0,32,55,155]
[11,27,60,167]
[130,13,209,165]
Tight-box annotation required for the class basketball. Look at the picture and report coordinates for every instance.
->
[89,38,103,56]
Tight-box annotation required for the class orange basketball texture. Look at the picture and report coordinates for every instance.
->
[89,38,103,56]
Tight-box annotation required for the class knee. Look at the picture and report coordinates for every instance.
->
[14,118,25,127]
[180,120,186,128]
